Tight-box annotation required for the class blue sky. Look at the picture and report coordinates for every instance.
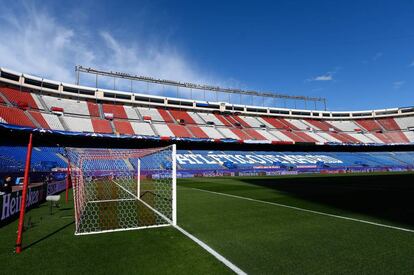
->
[0,0,413,111]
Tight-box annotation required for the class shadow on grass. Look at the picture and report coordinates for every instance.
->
[238,173,414,227]
[24,221,74,251]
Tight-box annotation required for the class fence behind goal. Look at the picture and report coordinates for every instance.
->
[66,145,176,235]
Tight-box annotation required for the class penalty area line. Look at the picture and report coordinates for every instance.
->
[190,187,414,234]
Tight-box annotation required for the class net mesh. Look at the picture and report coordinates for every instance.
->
[66,146,175,235]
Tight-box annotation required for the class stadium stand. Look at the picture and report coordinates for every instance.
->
[0,68,413,146]
[0,105,36,127]
[0,85,43,110]
[91,118,113,134]
[1,147,413,173]
[102,103,128,119]
[113,120,134,135]
[130,121,155,136]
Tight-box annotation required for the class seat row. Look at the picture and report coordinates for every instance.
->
[1,86,414,145]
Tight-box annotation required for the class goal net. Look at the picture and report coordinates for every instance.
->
[66,145,176,235]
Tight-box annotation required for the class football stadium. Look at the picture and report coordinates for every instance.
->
[1,1,414,274]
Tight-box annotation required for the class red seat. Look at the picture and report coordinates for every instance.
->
[169,110,196,124]
[87,102,100,117]
[92,119,113,133]
[114,120,134,135]
[187,126,208,138]
[230,128,252,140]
[0,86,40,109]
[376,118,400,131]
[243,129,266,140]
[157,109,174,123]
[102,104,128,119]
[168,124,193,138]
[355,119,382,131]
[0,105,35,127]
[29,111,50,129]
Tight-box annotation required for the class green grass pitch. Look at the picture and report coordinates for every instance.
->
[1,172,414,274]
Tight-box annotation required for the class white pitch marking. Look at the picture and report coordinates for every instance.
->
[110,180,246,275]
[190,187,414,233]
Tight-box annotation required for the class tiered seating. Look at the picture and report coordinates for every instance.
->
[0,146,66,172]
[153,124,174,137]
[187,126,209,138]
[403,131,414,142]
[187,112,206,124]
[136,107,164,122]
[114,120,134,135]
[168,124,193,138]
[259,117,290,129]
[130,122,155,136]
[0,87,413,145]
[355,119,382,131]
[307,132,332,143]
[218,128,239,139]
[87,102,100,117]
[304,119,336,131]
[326,120,361,132]
[283,119,308,130]
[0,105,35,127]
[364,133,384,143]
[63,116,94,132]
[124,106,140,120]
[102,103,128,119]
[230,128,252,140]
[157,109,175,123]
[376,118,401,131]
[290,131,317,143]
[214,114,233,126]
[28,111,51,129]
[255,129,279,141]
[243,129,266,140]
[41,113,65,130]
[383,132,409,143]
[348,132,375,143]
[330,132,360,143]
[238,116,263,127]
[229,115,250,127]
[395,116,414,130]
[91,119,112,133]
[42,95,89,115]
[175,150,414,170]
[198,126,224,139]
[197,113,225,125]
[83,159,128,171]
[269,130,294,142]
[0,86,42,109]
[169,109,196,124]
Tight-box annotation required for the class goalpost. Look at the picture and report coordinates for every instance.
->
[66,145,176,235]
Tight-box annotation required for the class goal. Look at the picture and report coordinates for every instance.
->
[66,145,176,235]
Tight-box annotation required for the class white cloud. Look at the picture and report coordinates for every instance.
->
[307,72,334,82]
[393,81,405,89]
[312,74,333,81]
[0,2,216,89]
